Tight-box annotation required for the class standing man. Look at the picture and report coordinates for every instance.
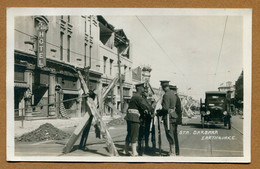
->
[123,83,150,156]
[138,85,153,155]
[157,81,178,156]
[169,85,182,156]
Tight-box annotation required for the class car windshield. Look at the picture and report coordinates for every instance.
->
[207,95,225,107]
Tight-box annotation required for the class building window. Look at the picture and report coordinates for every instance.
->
[68,16,70,23]
[84,19,87,33]
[60,32,64,60]
[61,15,64,20]
[123,88,130,97]
[110,59,113,75]
[67,35,70,62]
[84,43,87,67]
[103,56,107,74]
[124,65,127,74]
[89,46,92,68]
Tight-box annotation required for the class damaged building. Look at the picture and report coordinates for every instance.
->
[14,15,133,120]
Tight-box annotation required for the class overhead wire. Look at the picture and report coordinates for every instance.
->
[212,16,228,90]
[135,16,185,77]
[214,16,228,76]
[135,16,190,91]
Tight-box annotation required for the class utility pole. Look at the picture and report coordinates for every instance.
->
[117,47,124,111]
[88,15,92,89]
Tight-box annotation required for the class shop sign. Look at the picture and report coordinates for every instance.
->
[37,20,48,68]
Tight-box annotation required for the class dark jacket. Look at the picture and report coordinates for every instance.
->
[175,94,182,125]
[139,96,153,123]
[124,92,149,123]
[160,90,178,123]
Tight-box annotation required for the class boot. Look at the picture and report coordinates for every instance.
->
[145,141,149,152]
[138,140,144,156]
[132,143,138,157]
[123,142,130,155]
[169,144,176,156]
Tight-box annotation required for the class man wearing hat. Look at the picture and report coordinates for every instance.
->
[138,84,153,155]
[169,85,182,156]
[123,83,150,156]
[157,81,178,156]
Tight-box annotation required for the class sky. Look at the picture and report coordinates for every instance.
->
[104,15,243,100]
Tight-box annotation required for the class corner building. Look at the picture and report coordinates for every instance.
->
[97,16,133,115]
[14,15,133,119]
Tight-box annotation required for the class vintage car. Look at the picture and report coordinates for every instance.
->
[200,91,231,129]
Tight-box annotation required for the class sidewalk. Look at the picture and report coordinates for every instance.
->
[15,114,122,138]
[231,115,243,134]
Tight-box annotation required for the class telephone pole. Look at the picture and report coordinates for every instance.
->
[117,47,124,111]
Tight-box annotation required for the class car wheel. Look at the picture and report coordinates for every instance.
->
[201,116,205,128]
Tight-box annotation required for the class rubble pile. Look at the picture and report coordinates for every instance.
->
[107,117,126,127]
[16,123,70,142]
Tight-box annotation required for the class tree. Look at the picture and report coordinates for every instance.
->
[235,71,243,109]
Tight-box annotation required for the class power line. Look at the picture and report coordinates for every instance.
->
[212,16,228,91]
[135,16,185,77]
[135,16,191,93]
[214,16,228,75]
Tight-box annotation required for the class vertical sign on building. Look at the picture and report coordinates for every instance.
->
[36,18,48,68]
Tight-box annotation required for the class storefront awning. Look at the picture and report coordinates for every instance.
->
[123,96,131,99]
[63,89,80,95]
[14,82,29,88]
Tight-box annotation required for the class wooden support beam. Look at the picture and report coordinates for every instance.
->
[106,102,121,115]
[77,69,89,94]
[79,115,94,149]
[102,76,119,99]
[117,48,124,112]
[87,98,119,156]
[101,75,119,117]
[63,69,118,156]
[62,111,92,154]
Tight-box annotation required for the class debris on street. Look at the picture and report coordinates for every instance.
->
[107,117,126,127]
[16,123,70,142]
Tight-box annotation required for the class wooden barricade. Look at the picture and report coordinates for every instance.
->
[62,69,118,156]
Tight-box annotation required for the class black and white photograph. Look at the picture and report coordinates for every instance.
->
[6,8,252,162]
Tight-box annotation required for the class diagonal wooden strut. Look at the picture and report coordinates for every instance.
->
[102,76,119,99]
[63,69,118,156]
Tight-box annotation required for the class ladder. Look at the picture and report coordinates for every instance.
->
[59,102,70,119]
[63,69,118,156]
[59,92,70,119]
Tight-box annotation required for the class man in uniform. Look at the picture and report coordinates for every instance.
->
[169,85,182,156]
[138,85,153,155]
[157,81,178,156]
[123,83,150,156]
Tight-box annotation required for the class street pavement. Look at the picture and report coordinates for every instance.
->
[15,114,243,157]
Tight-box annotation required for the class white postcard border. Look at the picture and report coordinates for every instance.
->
[6,8,252,163]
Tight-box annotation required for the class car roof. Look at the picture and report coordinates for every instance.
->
[206,91,226,95]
